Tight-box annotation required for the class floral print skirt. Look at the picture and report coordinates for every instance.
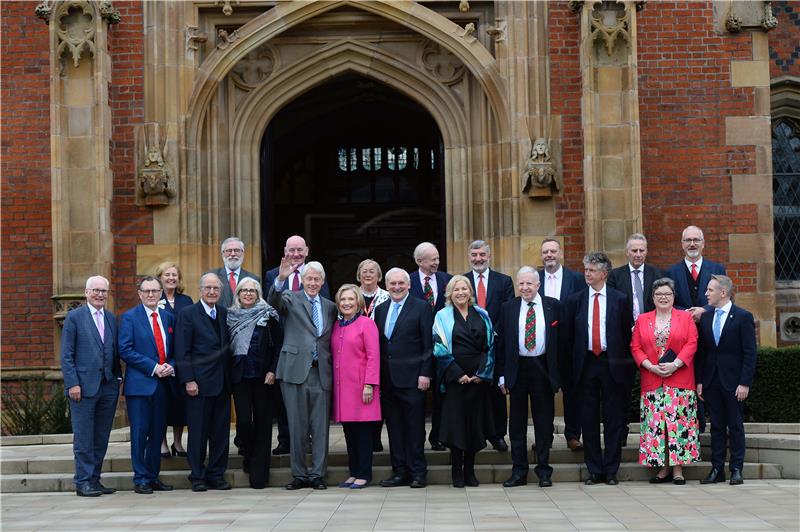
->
[639,385,701,467]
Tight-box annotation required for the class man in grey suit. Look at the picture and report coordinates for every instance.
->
[60,275,121,497]
[215,237,260,308]
[268,257,337,490]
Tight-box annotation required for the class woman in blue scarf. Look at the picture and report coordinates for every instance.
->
[433,275,495,487]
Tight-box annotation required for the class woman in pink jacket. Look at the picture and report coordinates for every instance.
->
[331,284,381,489]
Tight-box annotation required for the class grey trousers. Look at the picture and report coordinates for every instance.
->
[281,367,330,480]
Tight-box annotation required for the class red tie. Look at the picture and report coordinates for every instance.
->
[477,273,487,309]
[291,272,300,291]
[228,271,237,292]
[423,276,435,308]
[690,263,699,282]
[151,311,166,365]
[591,293,602,356]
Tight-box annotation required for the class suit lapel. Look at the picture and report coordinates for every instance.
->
[697,264,712,305]
[137,305,158,354]
[84,305,106,349]
[717,305,736,345]
[674,266,690,307]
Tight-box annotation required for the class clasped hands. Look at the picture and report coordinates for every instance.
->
[648,362,678,378]
[155,363,175,378]
[457,375,483,385]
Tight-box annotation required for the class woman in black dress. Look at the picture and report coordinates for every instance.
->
[433,275,495,487]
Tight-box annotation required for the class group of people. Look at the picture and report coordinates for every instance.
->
[60,225,757,496]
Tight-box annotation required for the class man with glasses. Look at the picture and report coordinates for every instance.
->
[667,226,726,322]
[175,273,232,492]
[215,237,260,308]
[61,275,121,497]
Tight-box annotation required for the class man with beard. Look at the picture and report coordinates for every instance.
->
[667,225,726,321]
[215,237,260,309]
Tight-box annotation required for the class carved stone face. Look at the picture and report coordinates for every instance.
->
[533,138,548,157]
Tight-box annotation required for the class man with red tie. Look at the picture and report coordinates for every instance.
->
[215,237,261,309]
[562,252,634,485]
[118,276,176,494]
[666,225,726,321]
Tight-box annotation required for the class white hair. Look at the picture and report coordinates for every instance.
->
[303,261,326,280]
[413,242,437,261]
[220,237,245,253]
[85,275,110,289]
[385,267,410,284]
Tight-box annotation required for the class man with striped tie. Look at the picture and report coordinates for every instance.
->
[496,267,561,487]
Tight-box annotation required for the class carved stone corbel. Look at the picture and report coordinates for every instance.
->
[216,28,240,50]
[486,18,507,43]
[34,1,52,23]
[136,123,176,207]
[725,1,778,33]
[53,294,86,328]
[522,138,561,198]
[459,0,470,13]
[186,25,208,53]
[458,22,477,42]
[215,0,239,16]
[98,1,120,25]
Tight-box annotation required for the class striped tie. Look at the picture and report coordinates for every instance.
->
[423,276,435,308]
[524,301,536,350]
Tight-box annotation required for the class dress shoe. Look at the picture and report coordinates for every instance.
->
[649,473,673,484]
[310,478,327,490]
[272,444,290,456]
[567,438,583,451]
[491,438,509,452]
[430,441,446,451]
[700,467,726,484]
[380,475,411,487]
[729,469,744,485]
[191,481,207,492]
[464,470,479,487]
[285,478,309,490]
[92,481,116,494]
[134,484,154,494]
[338,480,354,488]
[673,476,686,485]
[538,477,553,488]
[170,443,188,457]
[451,466,465,488]
[605,476,619,485]
[585,474,604,485]
[410,478,427,488]
[75,484,102,497]
[149,479,173,491]
[207,479,232,490]
[503,475,527,487]
[350,480,370,489]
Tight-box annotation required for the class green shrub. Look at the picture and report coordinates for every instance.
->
[745,346,800,423]
[1,379,72,436]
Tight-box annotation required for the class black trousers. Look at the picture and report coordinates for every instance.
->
[381,384,427,480]
[185,392,231,483]
[428,367,443,445]
[508,356,555,479]
[562,386,582,442]
[342,422,375,481]
[578,352,626,477]
[489,384,508,440]
[705,373,746,471]
[272,384,290,448]
[232,378,274,488]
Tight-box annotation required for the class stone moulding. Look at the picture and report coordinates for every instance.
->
[420,40,466,86]
[52,294,86,328]
[55,1,97,68]
[186,25,208,53]
[591,3,631,56]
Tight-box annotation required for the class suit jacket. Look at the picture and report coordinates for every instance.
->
[374,296,434,389]
[174,302,231,397]
[267,286,336,390]
[696,304,757,392]
[496,296,561,393]
[60,305,120,397]
[409,270,452,312]
[607,263,663,316]
[562,285,635,387]
[118,305,175,397]
[538,266,583,302]
[264,266,331,300]
[463,269,515,326]
[158,292,193,316]
[666,259,726,309]
[630,308,697,392]
[214,267,260,309]
[230,319,281,384]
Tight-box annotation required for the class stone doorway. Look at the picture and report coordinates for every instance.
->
[260,73,445,291]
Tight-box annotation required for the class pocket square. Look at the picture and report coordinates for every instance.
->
[168,327,173,333]
[550,320,558,326]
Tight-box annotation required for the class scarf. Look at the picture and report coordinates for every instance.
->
[227,301,278,357]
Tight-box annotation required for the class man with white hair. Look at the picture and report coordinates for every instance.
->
[215,237,260,308]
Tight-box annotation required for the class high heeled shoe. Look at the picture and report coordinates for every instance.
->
[171,443,188,457]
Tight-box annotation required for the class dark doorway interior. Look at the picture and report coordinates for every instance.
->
[261,73,445,292]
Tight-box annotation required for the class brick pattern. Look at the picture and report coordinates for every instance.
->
[769,1,800,77]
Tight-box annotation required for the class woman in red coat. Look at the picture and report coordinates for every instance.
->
[331,284,381,489]
[630,277,700,485]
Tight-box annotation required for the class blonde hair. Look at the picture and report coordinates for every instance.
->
[335,283,365,314]
[154,261,185,294]
[444,275,475,307]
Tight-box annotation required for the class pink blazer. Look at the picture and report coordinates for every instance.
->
[331,315,381,422]
[630,308,698,392]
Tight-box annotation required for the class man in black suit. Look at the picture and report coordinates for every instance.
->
[563,252,634,485]
[175,273,232,492]
[214,237,260,308]
[408,241,452,450]
[696,275,757,485]
[463,239,514,452]
[374,267,434,489]
[498,267,560,488]
[538,238,584,451]
[666,225,726,320]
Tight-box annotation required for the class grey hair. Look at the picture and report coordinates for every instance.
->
[231,277,266,309]
[468,240,490,254]
[626,233,648,248]
[413,241,437,261]
[85,275,110,289]
[517,265,539,279]
[583,251,612,273]
[385,267,410,284]
[711,274,734,296]
[199,272,222,288]
[444,275,475,307]
[137,275,162,291]
[356,259,383,283]
[541,237,561,249]
[303,261,326,280]
[651,277,675,294]
[681,225,705,241]
[220,237,245,253]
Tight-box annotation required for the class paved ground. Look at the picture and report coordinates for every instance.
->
[2,479,798,531]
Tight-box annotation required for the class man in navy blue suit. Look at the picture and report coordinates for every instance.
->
[562,252,634,485]
[215,237,261,309]
[408,241,452,451]
[118,276,176,494]
[463,240,514,451]
[667,225,726,321]
[697,275,757,485]
[60,275,121,497]
[264,235,331,300]
[538,238,584,451]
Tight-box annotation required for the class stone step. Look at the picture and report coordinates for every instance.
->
[0,461,782,493]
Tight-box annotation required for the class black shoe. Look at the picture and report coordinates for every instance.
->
[430,441,446,451]
[150,479,173,491]
[585,474,604,485]
[729,469,744,485]
[538,477,553,488]
[272,444,290,456]
[451,466,465,488]
[700,467,726,484]
[410,478,427,488]
[491,438,509,452]
[92,481,116,494]
[191,481,207,492]
[206,479,232,490]
[649,473,673,484]
[170,443,188,457]
[311,478,327,490]
[76,484,102,497]
[503,475,527,487]
[605,476,619,485]
[380,475,411,488]
[134,483,154,494]
[464,474,479,487]
[673,476,686,485]
[285,478,309,490]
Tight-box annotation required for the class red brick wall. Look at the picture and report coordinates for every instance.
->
[1,1,53,368]
[769,1,800,78]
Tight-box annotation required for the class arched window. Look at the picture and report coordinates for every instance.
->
[772,118,800,281]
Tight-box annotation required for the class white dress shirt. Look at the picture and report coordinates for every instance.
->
[143,304,167,375]
[544,266,564,300]
[517,294,546,357]
[586,285,608,352]
[200,299,217,318]
[629,263,644,317]
[684,257,703,273]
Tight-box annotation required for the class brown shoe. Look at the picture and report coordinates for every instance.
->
[567,438,583,451]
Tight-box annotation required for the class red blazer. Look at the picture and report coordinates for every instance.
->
[630,309,698,392]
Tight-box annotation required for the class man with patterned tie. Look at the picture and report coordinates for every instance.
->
[497,267,561,487]
[61,275,122,497]
[666,225,726,321]
[462,240,514,451]
[562,252,634,485]
[118,276,176,494]
[215,237,260,309]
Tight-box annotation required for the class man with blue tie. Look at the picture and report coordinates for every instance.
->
[60,275,121,497]
[697,275,757,485]
[118,276,176,494]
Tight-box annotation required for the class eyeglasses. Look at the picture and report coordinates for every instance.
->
[201,286,221,292]
[88,289,108,295]
[654,292,674,298]
[682,238,703,244]
[239,288,258,294]
[138,289,161,295]
[222,248,244,255]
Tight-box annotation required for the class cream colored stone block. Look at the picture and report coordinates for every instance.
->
[754,86,771,116]
[62,76,93,106]
[64,137,94,169]
[756,203,774,234]
[602,220,626,251]
[734,293,776,323]
[758,321,777,347]
[69,233,98,263]
[730,60,770,87]
[729,233,773,263]
[521,198,556,236]
[732,174,772,205]
[598,93,622,124]
[598,126,629,157]
[600,157,624,188]
[600,189,626,219]
[68,107,92,136]
[136,245,182,277]
[757,262,776,293]
[752,31,769,61]
[725,116,771,145]
[596,66,622,92]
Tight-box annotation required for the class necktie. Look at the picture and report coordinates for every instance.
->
[547,274,557,299]
[210,307,216,320]
[632,269,644,320]
[423,276,435,308]
[691,263,699,282]
[591,293,602,356]
[228,271,237,293]
[151,311,166,365]
[311,298,321,360]
[386,302,400,338]
[94,310,105,343]
[291,272,300,291]
[477,273,487,309]
[524,301,536,351]
[713,308,724,345]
